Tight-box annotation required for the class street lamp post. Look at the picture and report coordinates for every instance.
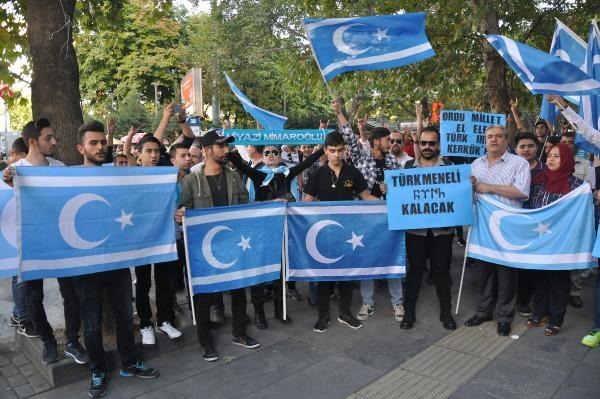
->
[151,82,159,116]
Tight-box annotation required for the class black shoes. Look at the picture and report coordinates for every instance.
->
[120,362,160,379]
[337,312,362,329]
[17,321,40,338]
[464,315,492,327]
[287,288,303,302]
[497,322,511,336]
[232,335,260,349]
[313,316,330,333]
[89,371,107,398]
[399,319,414,329]
[65,341,89,364]
[440,314,457,330]
[569,295,583,308]
[42,339,59,364]
[202,346,219,362]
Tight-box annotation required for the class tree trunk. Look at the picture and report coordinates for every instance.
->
[26,0,83,165]
[471,0,509,115]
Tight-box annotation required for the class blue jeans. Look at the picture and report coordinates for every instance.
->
[11,276,29,322]
[593,271,600,331]
[360,279,403,306]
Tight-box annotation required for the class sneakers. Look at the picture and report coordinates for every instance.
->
[393,304,405,322]
[42,339,59,364]
[156,321,183,340]
[356,304,374,321]
[313,316,330,333]
[140,326,156,347]
[581,330,600,348]
[65,341,89,364]
[287,288,303,302]
[232,335,260,349]
[517,304,532,317]
[89,371,107,398]
[17,321,40,338]
[202,346,219,362]
[120,361,160,379]
[8,315,20,328]
[338,312,363,329]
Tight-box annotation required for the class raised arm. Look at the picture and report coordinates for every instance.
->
[154,102,174,142]
[226,151,267,184]
[333,99,368,164]
[123,127,137,166]
[550,95,600,150]
[509,98,525,131]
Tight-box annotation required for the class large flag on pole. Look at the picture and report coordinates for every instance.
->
[224,73,287,130]
[467,184,595,270]
[0,182,18,278]
[485,34,600,96]
[15,167,178,280]
[576,22,600,154]
[286,201,405,281]
[540,19,587,124]
[303,13,435,82]
[184,202,285,294]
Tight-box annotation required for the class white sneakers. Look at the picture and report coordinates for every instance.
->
[357,304,375,321]
[156,321,183,340]
[140,326,156,347]
[393,304,405,322]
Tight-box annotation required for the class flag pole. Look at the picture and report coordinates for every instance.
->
[182,214,197,326]
[455,225,472,315]
[302,24,336,99]
[282,210,288,320]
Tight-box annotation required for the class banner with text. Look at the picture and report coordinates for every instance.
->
[224,129,332,145]
[384,164,473,230]
[440,110,506,157]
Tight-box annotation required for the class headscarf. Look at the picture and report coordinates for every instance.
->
[531,143,575,194]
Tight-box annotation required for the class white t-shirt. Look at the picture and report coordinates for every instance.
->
[11,157,65,167]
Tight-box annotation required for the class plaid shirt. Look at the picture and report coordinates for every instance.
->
[525,175,584,209]
[340,124,402,190]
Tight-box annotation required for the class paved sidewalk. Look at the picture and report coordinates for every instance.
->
[1,244,598,399]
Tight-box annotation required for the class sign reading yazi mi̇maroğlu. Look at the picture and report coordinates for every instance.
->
[440,110,506,158]
[384,164,473,230]
[224,129,333,145]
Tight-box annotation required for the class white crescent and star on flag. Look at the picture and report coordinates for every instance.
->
[332,24,390,56]
[58,193,135,250]
[305,219,365,264]
[201,225,254,270]
[488,210,552,251]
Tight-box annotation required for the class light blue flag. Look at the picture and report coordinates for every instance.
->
[184,202,285,294]
[0,182,18,278]
[467,184,596,270]
[485,34,600,96]
[15,167,178,280]
[303,13,435,82]
[541,19,587,125]
[287,201,405,281]
[576,22,600,155]
[224,73,287,130]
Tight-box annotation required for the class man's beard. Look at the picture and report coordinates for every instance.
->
[85,151,105,166]
[391,146,402,156]
[421,149,436,160]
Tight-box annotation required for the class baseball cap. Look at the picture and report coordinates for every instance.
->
[200,128,235,147]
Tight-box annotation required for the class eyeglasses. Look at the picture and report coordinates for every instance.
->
[389,139,403,144]
[419,140,438,147]
[264,150,280,157]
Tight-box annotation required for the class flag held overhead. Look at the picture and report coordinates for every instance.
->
[303,13,435,82]
[485,34,600,96]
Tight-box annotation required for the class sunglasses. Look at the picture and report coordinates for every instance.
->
[389,139,403,144]
[419,140,438,147]
[264,150,280,157]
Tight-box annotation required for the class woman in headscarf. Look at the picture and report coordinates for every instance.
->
[524,143,587,335]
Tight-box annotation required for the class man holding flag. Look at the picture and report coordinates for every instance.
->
[70,121,159,398]
[466,126,531,336]
[176,130,260,361]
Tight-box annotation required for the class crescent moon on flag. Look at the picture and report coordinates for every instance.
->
[0,197,16,248]
[488,210,533,251]
[202,226,237,269]
[332,23,372,56]
[59,194,111,250]
[305,220,344,264]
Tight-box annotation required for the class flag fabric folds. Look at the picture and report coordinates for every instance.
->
[540,19,587,124]
[303,13,435,82]
[224,73,287,130]
[485,34,600,96]
[15,167,178,280]
[0,182,18,278]
[576,22,600,154]
[184,202,285,294]
[467,184,596,271]
[286,201,406,281]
